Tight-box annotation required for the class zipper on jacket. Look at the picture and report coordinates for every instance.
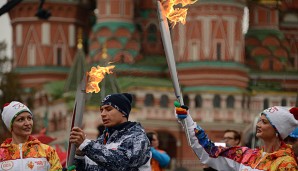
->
[19,143,23,171]
[253,152,266,169]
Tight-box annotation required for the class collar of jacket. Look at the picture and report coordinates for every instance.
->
[106,121,136,135]
[1,135,40,148]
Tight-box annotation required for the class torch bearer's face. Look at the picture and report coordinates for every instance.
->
[100,105,127,128]
[11,112,33,137]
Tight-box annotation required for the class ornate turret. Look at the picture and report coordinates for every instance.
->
[246,0,298,91]
[171,0,249,93]
[279,0,298,70]
[134,0,164,55]
[88,0,141,64]
[8,0,92,91]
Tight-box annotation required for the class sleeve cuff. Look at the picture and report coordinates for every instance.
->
[79,139,91,151]
[186,115,196,128]
[75,155,85,159]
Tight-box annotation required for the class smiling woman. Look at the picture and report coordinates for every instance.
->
[0,101,62,171]
[11,112,33,141]
[175,103,298,171]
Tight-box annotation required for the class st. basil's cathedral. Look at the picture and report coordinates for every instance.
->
[4,0,298,170]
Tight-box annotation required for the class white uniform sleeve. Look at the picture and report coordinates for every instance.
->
[179,114,241,171]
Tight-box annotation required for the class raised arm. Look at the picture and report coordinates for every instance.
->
[175,102,247,170]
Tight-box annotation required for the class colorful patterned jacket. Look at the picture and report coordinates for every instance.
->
[74,121,151,171]
[0,136,62,171]
[180,115,298,171]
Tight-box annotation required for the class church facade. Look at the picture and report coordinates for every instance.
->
[8,0,298,170]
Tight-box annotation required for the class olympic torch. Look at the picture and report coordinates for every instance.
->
[157,1,191,146]
[66,65,114,167]
[66,75,86,167]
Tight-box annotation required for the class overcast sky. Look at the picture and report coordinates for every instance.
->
[0,1,12,57]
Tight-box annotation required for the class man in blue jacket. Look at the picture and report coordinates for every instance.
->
[69,93,151,171]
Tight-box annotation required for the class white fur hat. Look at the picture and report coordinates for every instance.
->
[262,106,298,139]
[1,101,32,131]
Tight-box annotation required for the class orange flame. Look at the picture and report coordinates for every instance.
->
[161,0,198,27]
[86,65,115,93]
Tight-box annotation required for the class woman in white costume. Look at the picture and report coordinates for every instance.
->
[175,104,298,171]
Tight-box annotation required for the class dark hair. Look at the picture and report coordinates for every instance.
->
[224,129,241,142]
[284,136,298,144]
[146,131,157,143]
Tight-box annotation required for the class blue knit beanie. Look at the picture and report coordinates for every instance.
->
[101,93,132,118]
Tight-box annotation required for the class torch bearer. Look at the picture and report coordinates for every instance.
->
[157,1,191,146]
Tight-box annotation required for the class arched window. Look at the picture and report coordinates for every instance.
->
[144,94,154,106]
[281,98,287,106]
[136,23,142,32]
[194,95,202,108]
[247,96,251,109]
[54,44,64,66]
[160,94,169,108]
[213,94,221,108]
[269,57,275,70]
[226,95,235,108]
[147,24,157,42]
[263,98,269,109]
[241,96,245,108]
[183,95,190,106]
[216,43,222,60]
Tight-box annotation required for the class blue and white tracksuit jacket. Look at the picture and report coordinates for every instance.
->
[74,122,151,171]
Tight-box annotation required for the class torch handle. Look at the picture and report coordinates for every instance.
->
[66,76,86,167]
[157,1,191,146]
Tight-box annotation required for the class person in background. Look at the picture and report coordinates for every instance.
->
[223,129,241,147]
[203,129,241,171]
[285,127,298,158]
[0,101,62,171]
[70,93,151,171]
[203,129,242,171]
[175,103,298,170]
[146,131,171,171]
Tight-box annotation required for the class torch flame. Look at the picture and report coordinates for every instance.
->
[86,65,115,93]
[161,0,198,27]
